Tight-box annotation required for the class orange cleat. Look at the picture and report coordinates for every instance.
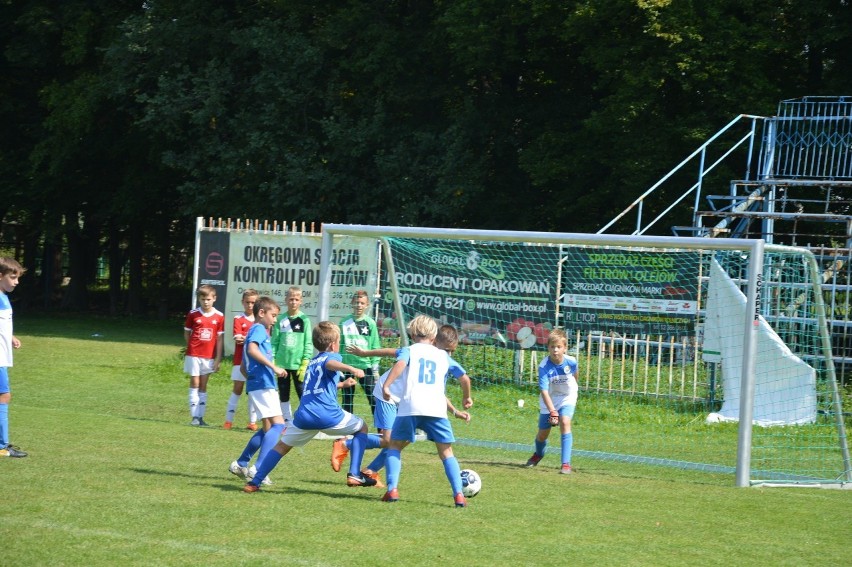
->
[361,469,385,488]
[247,423,258,431]
[381,488,400,502]
[223,421,233,430]
[243,483,259,493]
[331,438,349,472]
[454,493,467,508]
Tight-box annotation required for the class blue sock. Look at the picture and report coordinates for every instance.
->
[348,431,368,476]
[0,403,8,447]
[257,423,284,466]
[237,430,264,466]
[250,447,283,487]
[442,455,463,496]
[345,438,352,450]
[386,449,401,490]
[366,448,387,472]
[366,433,382,450]
[535,439,547,458]
[561,432,573,465]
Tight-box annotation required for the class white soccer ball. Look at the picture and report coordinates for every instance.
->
[460,469,482,498]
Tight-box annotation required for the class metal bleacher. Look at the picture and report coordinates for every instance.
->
[598,96,852,385]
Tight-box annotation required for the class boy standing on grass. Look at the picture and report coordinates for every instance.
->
[229,296,287,485]
[381,315,472,507]
[183,284,225,426]
[0,257,27,458]
[243,321,377,493]
[270,286,312,427]
[524,328,578,474]
[338,290,381,416]
[224,288,259,431]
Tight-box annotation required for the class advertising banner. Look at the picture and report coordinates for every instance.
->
[560,248,700,337]
[381,238,561,349]
[196,229,379,354]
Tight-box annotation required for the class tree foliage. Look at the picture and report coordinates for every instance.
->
[2,0,851,314]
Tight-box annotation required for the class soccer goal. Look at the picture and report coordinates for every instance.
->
[317,225,851,487]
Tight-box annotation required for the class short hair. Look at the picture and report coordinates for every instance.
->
[286,286,302,298]
[0,257,25,277]
[253,296,279,317]
[548,328,568,348]
[407,314,438,341]
[196,284,216,298]
[351,290,369,302]
[435,324,459,352]
[242,288,259,300]
[313,321,340,351]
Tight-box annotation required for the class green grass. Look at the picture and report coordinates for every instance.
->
[1,314,850,566]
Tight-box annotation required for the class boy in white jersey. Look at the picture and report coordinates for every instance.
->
[524,328,578,473]
[0,257,27,458]
[381,315,472,507]
[334,324,472,485]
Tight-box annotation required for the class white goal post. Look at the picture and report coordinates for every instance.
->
[318,224,767,487]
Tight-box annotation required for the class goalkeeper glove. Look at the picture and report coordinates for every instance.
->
[298,359,308,377]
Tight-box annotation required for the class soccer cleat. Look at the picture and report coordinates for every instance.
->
[190,417,201,426]
[331,438,349,472]
[525,454,542,467]
[2,444,27,458]
[560,463,573,474]
[346,473,378,487]
[223,421,233,430]
[248,465,273,486]
[454,493,467,508]
[242,483,260,493]
[198,418,210,427]
[247,423,258,431]
[229,460,250,480]
[361,469,385,488]
[381,488,400,502]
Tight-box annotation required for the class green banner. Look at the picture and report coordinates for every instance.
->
[382,238,560,349]
[561,248,700,337]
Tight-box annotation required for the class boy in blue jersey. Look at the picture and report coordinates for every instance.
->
[0,257,27,458]
[524,328,578,473]
[243,321,378,492]
[334,324,472,485]
[381,316,473,507]
[228,296,287,485]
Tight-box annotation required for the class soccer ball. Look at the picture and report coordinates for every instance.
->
[460,469,482,498]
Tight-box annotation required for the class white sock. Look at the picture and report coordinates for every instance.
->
[226,393,240,422]
[199,392,208,418]
[189,388,199,417]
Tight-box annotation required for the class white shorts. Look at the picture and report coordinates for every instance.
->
[247,388,283,419]
[280,413,364,448]
[184,356,215,376]
[230,365,246,382]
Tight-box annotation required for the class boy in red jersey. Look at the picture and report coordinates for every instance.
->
[224,288,259,430]
[183,284,225,426]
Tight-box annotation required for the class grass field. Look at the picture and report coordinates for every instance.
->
[1,314,850,566]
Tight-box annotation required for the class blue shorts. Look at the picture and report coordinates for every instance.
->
[391,415,455,444]
[538,404,576,429]
[373,398,397,431]
[0,367,8,394]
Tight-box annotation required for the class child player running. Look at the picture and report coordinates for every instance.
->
[243,321,378,493]
[381,315,472,507]
[524,328,578,474]
[337,324,472,485]
[229,296,287,485]
[224,288,259,431]
[183,284,225,426]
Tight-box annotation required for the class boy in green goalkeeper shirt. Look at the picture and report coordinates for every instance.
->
[270,286,313,425]
[338,290,381,415]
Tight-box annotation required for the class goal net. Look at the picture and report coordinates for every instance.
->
[316,225,850,487]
